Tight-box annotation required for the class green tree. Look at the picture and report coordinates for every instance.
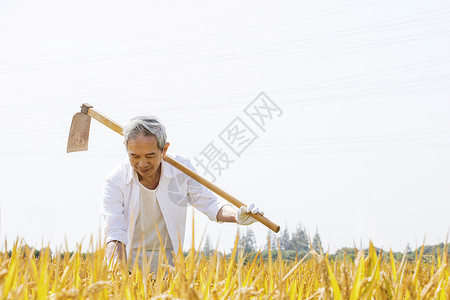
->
[312,227,322,252]
[203,234,213,256]
[280,226,290,251]
[243,228,257,254]
[265,230,278,251]
[290,223,309,252]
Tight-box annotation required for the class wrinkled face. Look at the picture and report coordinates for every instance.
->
[126,134,169,180]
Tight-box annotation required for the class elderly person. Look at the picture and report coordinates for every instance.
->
[101,115,261,271]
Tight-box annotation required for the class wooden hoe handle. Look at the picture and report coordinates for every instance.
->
[164,156,280,233]
[81,103,280,233]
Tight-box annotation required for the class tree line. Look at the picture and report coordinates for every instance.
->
[202,226,450,263]
[203,223,323,259]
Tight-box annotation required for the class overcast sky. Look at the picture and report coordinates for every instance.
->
[1,0,450,253]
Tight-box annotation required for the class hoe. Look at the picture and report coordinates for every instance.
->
[67,103,280,233]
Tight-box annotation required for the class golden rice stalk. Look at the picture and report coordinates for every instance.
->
[1,236,450,299]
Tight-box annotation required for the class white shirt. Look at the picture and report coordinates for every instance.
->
[132,179,169,253]
[101,154,227,259]
[131,177,174,270]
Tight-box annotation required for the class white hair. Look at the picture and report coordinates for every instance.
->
[122,115,167,150]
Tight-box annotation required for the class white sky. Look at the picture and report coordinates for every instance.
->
[1,0,450,253]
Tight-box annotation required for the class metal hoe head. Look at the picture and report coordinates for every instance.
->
[67,104,93,153]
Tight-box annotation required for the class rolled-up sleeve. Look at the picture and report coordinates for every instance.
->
[101,174,128,245]
[184,159,228,221]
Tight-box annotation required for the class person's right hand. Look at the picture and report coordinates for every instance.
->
[235,203,263,225]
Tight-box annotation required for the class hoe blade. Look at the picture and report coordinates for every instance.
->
[67,112,91,152]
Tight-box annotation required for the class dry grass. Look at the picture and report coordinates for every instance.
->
[1,236,449,299]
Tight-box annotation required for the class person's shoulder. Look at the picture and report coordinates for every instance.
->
[169,154,191,164]
[168,153,197,168]
[163,154,196,176]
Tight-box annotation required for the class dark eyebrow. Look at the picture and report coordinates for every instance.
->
[129,152,157,156]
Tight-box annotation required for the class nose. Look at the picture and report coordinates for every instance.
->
[137,159,150,168]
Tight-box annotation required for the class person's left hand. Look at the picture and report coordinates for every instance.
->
[235,203,264,225]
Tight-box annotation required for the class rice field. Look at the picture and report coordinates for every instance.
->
[1,235,449,299]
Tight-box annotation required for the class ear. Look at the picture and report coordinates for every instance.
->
[162,142,170,157]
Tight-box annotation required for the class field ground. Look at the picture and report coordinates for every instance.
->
[1,237,450,299]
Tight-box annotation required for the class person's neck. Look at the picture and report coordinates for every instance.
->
[138,165,161,190]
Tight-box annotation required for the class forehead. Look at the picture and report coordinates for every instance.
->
[126,134,159,152]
